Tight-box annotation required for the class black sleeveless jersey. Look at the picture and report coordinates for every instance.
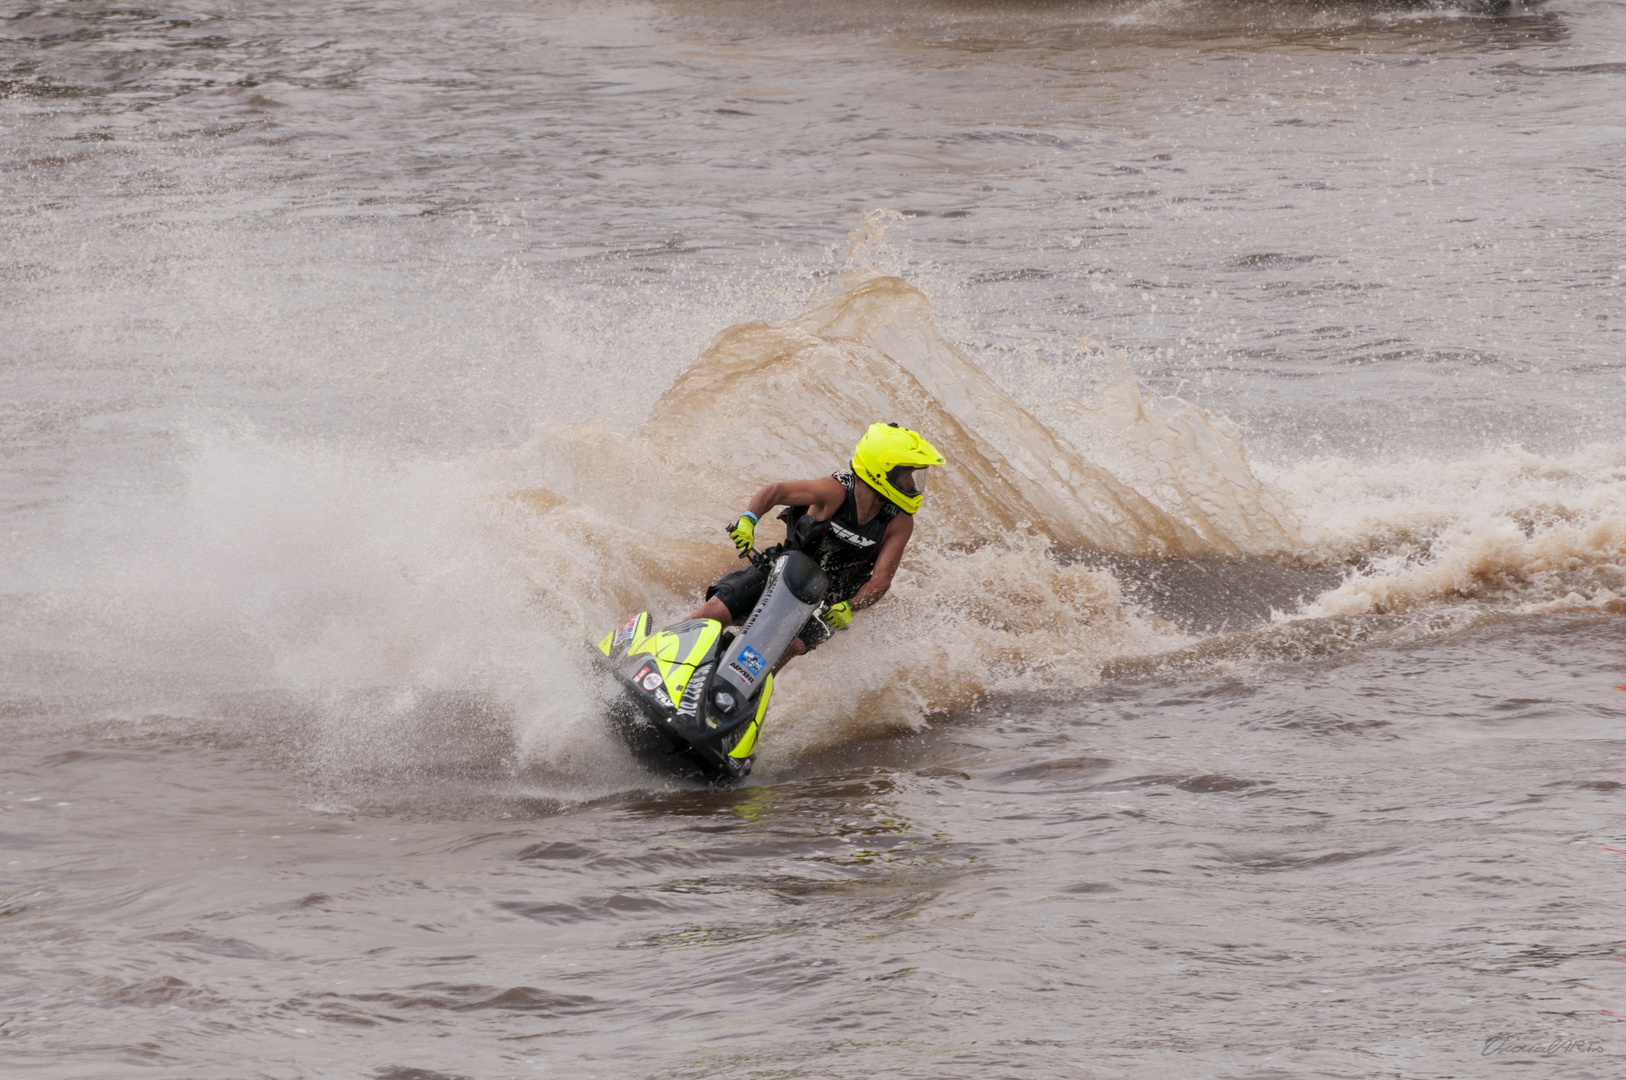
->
[776,471,900,604]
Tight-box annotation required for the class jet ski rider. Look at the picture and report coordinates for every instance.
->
[688,422,945,673]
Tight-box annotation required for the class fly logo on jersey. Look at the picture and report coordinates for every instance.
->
[827,521,876,547]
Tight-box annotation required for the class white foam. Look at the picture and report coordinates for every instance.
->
[1270,443,1626,617]
[23,248,1620,785]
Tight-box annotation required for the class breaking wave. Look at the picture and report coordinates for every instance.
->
[1275,444,1626,618]
[16,218,1623,787]
[493,245,1623,766]
[495,244,1311,761]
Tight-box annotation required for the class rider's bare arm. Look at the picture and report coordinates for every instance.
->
[743,477,846,523]
[849,514,913,611]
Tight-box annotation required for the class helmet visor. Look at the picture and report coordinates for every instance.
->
[887,465,929,496]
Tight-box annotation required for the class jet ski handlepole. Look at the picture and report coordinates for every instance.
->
[724,521,774,571]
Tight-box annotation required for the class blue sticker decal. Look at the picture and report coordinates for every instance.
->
[738,646,765,676]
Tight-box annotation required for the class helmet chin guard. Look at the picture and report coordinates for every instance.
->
[851,422,946,515]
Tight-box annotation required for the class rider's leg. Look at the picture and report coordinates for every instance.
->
[771,636,806,675]
[691,564,767,625]
[688,595,733,625]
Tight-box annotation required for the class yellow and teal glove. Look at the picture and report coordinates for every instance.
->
[728,511,757,554]
[822,600,853,630]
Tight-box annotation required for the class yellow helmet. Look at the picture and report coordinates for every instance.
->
[852,422,945,515]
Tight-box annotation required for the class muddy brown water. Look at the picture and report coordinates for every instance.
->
[3,0,1624,1076]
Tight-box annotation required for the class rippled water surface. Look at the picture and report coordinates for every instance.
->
[3,0,1625,1076]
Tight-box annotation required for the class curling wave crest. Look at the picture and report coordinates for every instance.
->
[23,265,1623,786]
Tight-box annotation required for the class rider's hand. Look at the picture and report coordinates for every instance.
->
[822,601,853,630]
[728,512,757,553]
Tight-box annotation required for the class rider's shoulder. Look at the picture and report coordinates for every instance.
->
[777,474,846,510]
[808,473,849,498]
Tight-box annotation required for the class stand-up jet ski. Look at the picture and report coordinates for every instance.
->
[594,545,829,783]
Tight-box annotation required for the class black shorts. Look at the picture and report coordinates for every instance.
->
[706,564,833,652]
